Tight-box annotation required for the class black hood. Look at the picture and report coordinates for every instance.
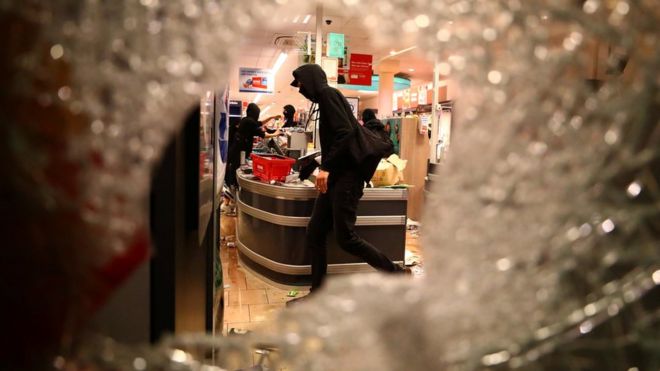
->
[246,103,260,120]
[362,108,377,123]
[291,64,328,103]
[283,104,295,121]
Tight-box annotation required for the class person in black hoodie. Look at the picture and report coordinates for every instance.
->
[281,104,298,128]
[225,103,280,188]
[289,64,407,294]
[362,108,392,145]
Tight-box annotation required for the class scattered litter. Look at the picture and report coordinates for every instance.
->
[405,250,421,266]
[287,289,299,297]
[228,328,250,336]
[406,218,421,229]
[411,265,425,277]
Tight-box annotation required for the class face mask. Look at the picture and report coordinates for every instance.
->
[299,85,316,102]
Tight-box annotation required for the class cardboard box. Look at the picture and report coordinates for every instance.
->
[371,155,407,187]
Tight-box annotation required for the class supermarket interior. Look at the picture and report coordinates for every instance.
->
[3,0,658,370]
[216,7,450,336]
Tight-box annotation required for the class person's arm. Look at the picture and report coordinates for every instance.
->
[264,128,281,138]
[260,114,281,125]
[318,91,355,173]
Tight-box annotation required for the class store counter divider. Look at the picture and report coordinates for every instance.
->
[236,170,408,286]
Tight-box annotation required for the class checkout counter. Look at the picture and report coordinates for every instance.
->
[235,170,408,286]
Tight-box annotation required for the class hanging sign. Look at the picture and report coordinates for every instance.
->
[345,97,359,119]
[418,85,428,105]
[238,67,274,93]
[327,33,345,58]
[321,57,339,87]
[347,53,373,86]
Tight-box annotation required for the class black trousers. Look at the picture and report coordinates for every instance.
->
[306,171,400,290]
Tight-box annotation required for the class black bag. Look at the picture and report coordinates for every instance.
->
[347,118,394,181]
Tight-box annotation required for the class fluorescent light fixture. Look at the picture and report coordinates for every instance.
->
[271,52,288,75]
[378,45,418,63]
[253,93,262,104]
[357,90,375,94]
[292,15,300,23]
[302,14,311,24]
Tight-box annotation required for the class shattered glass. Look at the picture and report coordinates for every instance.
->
[2,0,658,370]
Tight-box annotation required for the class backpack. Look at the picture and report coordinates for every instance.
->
[348,119,395,181]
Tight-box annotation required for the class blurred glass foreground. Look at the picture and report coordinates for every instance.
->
[0,0,658,370]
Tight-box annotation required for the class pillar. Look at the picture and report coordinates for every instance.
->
[376,59,399,117]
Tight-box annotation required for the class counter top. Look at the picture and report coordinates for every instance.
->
[236,170,408,201]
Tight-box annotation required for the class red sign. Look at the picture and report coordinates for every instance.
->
[348,53,373,86]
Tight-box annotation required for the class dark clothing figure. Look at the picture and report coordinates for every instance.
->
[292,65,361,178]
[291,64,403,291]
[281,104,298,128]
[362,108,391,146]
[225,103,264,187]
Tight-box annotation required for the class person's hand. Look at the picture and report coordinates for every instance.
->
[316,170,329,194]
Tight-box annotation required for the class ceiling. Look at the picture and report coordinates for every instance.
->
[228,11,434,117]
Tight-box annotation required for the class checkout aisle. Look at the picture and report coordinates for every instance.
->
[220,201,424,335]
[218,105,437,335]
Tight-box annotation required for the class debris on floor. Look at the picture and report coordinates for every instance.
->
[406,218,421,237]
[228,327,251,336]
[404,250,421,266]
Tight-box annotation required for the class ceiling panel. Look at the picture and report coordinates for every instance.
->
[227,12,434,118]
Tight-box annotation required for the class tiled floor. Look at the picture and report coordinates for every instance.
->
[218,214,424,369]
[220,231,310,336]
[219,215,424,337]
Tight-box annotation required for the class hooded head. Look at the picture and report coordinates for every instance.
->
[246,103,260,121]
[290,64,328,103]
[362,108,378,123]
[283,104,296,122]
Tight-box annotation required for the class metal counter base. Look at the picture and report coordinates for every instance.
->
[236,171,408,286]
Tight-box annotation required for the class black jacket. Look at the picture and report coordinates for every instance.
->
[292,64,357,176]
[282,104,298,128]
[364,119,390,144]
[229,103,264,159]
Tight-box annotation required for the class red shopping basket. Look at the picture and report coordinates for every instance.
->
[250,154,295,182]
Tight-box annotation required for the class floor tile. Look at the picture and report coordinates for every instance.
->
[245,275,273,289]
[225,271,247,290]
[249,303,285,322]
[224,304,250,323]
[266,289,308,304]
[228,289,268,306]
[226,321,272,333]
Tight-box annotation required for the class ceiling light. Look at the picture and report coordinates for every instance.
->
[292,15,300,23]
[302,14,311,24]
[409,68,415,72]
[271,52,288,74]
[379,46,418,63]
